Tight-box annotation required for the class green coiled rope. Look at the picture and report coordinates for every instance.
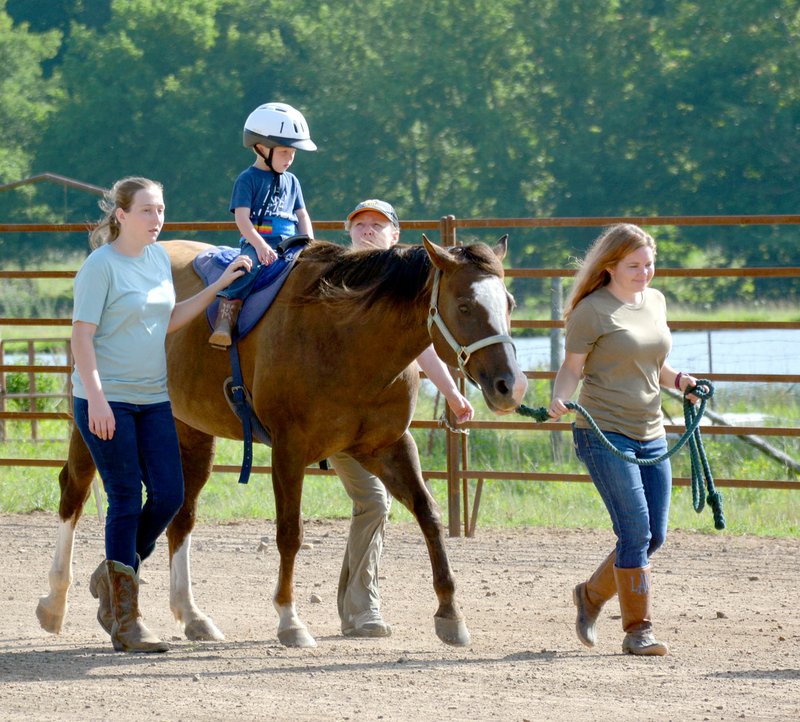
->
[516,380,725,530]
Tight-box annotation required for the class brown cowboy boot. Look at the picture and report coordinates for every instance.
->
[209,298,243,349]
[89,559,113,635]
[106,560,168,653]
[91,554,144,635]
[614,564,668,656]
[573,550,617,647]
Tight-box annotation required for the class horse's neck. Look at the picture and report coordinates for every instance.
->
[382,255,435,363]
[362,296,432,373]
[261,249,436,384]
[260,267,434,379]
[346,286,433,384]
[390,308,433,369]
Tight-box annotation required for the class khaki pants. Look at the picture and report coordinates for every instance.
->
[328,452,392,631]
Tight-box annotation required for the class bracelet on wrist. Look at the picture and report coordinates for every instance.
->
[674,371,684,390]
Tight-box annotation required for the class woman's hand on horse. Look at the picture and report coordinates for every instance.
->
[219,255,253,286]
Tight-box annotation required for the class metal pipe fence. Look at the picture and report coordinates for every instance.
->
[1,215,798,537]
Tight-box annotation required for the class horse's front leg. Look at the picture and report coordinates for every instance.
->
[36,429,96,633]
[371,431,471,646]
[169,530,225,641]
[36,516,78,634]
[271,449,316,648]
[167,421,224,641]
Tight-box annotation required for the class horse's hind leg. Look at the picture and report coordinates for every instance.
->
[36,426,97,634]
[370,431,470,646]
[167,420,224,641]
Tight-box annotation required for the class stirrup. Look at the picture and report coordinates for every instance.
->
[209,336,232,350]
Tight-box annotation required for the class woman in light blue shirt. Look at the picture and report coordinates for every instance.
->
[72,176,249,653]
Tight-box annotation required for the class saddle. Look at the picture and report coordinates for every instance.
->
[192,235,311,483]
[193,235,308,340]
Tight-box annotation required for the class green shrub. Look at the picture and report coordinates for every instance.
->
[3,370,68,412]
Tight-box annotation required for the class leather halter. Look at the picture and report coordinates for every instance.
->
[427,267,515,386]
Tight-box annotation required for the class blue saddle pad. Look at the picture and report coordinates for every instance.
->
[193,244,304,339]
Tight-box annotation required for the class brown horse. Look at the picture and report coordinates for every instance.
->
[36,236,527,647]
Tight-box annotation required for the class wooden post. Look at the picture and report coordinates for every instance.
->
[28,340,37,441]
[550,277,564,461]
[441,215,462,537]
[0,341,5,442]
[461,405,470,535]
[467,478,484,537]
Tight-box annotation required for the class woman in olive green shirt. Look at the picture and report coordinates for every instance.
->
[549,224,702,657]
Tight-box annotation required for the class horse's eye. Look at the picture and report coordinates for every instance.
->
[458,304,469,314]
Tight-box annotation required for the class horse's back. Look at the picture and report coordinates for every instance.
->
[159,238,421,456]
[160,240,213,300]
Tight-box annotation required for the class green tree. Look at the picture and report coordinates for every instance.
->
[0,0,797,306]
[0,1,62,258]
[496,0,800,291]
[286,0,550,232]
[5,0,111,33]
[32,0,314,245]
[644,1,800,299]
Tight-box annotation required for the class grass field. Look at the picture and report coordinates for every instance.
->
[2,263,798,538]
[1,381,797,538]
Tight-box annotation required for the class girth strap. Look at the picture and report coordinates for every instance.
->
[225,337,272,485]
[223,334,330,483]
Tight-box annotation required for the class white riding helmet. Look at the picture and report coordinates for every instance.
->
[243,102,317,151]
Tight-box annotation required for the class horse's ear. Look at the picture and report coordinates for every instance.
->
[422,234,459,272]
[493,234,508,262]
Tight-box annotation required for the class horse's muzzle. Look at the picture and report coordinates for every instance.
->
[477,364,528,413]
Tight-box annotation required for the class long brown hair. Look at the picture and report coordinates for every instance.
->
[564,223,656,321]
[89,177,163,249]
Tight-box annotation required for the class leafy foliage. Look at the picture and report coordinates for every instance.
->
[0,2,62,247]
[0,0,798,303]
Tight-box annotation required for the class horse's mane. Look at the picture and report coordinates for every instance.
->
[293,239,503,324]
[291,241,428,323]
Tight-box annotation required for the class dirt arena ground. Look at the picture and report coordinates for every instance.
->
[0,511,797,721]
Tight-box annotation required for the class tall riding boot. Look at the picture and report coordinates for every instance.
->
[573,550,617,647]
[209,298,243,349]
[89,559,113,635]
[106,560,168,653]
[614,564,668,656]
[91,554,144,635]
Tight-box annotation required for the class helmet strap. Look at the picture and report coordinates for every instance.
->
[255,145,283,174]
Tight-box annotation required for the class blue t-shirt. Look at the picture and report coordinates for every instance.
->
[229,165,305,240]
[71,243,175,404]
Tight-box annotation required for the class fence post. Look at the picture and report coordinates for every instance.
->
[65,338,73,401]
[27,340,38,441]
[550,277,564,461]
[440,215,464,537]
[0,340,5,442]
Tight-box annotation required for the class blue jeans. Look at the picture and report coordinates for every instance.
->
[218,237,282,301]
[73,398,185,569]
[573,426,671,569]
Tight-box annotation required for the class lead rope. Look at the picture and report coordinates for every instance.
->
[516,380,725,529]
[438,411,470,435]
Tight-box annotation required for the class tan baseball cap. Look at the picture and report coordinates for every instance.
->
[346,199,400,229]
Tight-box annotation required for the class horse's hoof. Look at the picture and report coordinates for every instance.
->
[36,597,64,634]
[434,615,471,646]
[183,617,225,642]
[277,626,317,648]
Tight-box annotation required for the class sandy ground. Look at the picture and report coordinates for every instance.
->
[0,511,798,722]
